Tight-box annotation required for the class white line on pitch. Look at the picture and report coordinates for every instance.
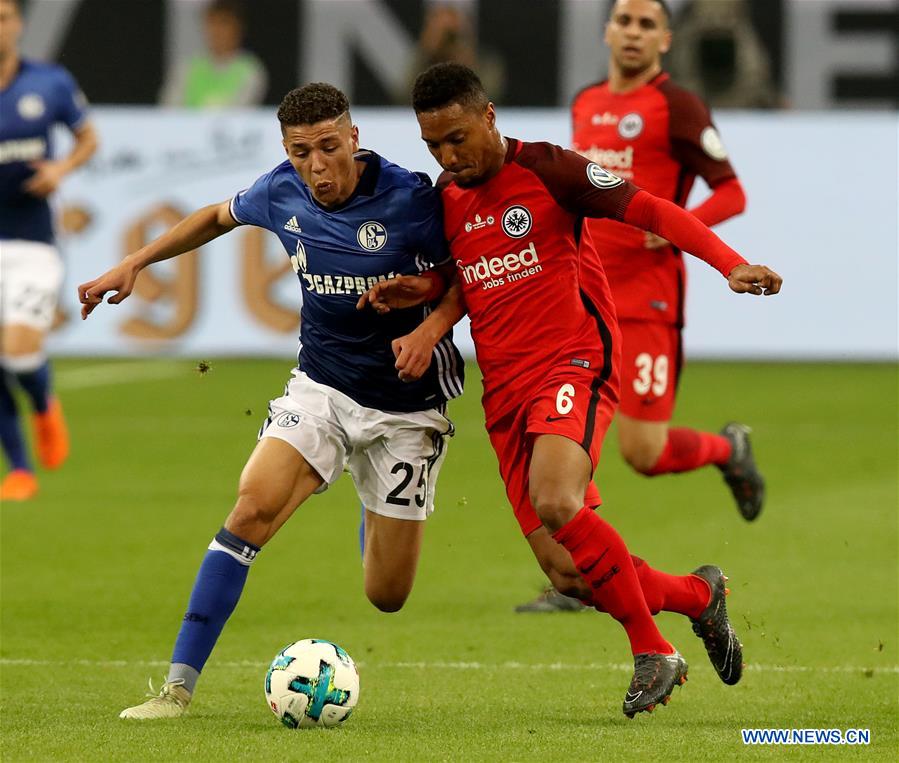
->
[55,361,188,390]
[0,658,895,674]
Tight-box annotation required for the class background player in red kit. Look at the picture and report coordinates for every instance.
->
[517,0,762,615]
[359,63,781,717]
[578,0,757,507]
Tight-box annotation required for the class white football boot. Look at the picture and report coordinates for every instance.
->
[119,678,191,719]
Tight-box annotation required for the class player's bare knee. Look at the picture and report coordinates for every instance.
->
[531,489,583,533]
[226,491,280,541]
[364,581,409,613]
[1,327,43,357]
[621,440,664,475]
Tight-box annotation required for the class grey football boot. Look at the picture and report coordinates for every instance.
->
[690,565,744,685]
[719,423,765,521]
[622,651,688,718]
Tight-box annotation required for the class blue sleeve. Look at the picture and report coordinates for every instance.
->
[53,67,88,130]
[229,170,274,230]
[409,184,451,269]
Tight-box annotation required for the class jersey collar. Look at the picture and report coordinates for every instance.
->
[503,137,521,164]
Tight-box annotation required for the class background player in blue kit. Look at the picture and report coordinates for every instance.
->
[0,0,98,501]
[78,82,463,719]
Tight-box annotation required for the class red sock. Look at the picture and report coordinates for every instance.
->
[645,427,731,476]
[631,556,710,619]
[553,508,673,655]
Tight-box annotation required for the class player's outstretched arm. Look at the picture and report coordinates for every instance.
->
[78,201,238,319]
[644,178,746,250]
[623,190,781,296]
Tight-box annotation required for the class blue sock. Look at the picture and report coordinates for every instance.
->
[0,372,30,472]
[168,527,260,692]
[359,502,366,557]
[14,361,52,414]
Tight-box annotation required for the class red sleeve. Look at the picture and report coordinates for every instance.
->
[689,177,746,228]
[514,141,638,220]
[660,79,737,188]
[623,190,747,277]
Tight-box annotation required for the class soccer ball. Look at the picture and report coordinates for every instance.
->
[264,639,360,728]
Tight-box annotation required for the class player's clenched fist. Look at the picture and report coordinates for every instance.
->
[77,258,140,319]
[726,264,782,296]
[391,329,436,382]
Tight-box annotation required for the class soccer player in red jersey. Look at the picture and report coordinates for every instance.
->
[359,62,781,717]
[572,0,762,516]
[518,0,763,616]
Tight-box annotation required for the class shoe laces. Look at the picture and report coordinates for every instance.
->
[145,676,186,700]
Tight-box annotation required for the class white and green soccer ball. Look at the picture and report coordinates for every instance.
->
[264,639,359,728]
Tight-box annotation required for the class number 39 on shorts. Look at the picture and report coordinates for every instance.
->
[633,353,668,396]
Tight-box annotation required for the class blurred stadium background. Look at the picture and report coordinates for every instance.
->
[2,0,897,760]
[24,0,897,362]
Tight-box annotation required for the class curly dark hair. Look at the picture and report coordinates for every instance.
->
[277,83,350,130]
[411,63,488,114]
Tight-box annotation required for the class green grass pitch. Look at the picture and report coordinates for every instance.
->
[2,359,896,761]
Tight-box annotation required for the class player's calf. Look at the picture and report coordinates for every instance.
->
[362,512,424,613]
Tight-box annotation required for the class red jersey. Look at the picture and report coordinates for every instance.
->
[571,72,737,325]
[439,139,637,427]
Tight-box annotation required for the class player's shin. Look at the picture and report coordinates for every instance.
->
[0,371,30,471]
[5,353,51,413]
[552,507,673,655]
[631,556,710,618]
[167,527,260,693]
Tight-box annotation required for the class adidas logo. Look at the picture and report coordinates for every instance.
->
[283,216,301,233]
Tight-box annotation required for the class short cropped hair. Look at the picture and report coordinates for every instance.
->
[656,0,673,23]
[608,0,672,24]
[206,0,245,23]
[411,63,489,114]
[277,83,350,129]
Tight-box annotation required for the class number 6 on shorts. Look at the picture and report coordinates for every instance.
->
[556,383,575,415]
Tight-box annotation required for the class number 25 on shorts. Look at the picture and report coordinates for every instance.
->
[633,353,668,397]
[386,461,426,508]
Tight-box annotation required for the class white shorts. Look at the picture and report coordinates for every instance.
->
[259,370,454,521]
[0,240,64,331]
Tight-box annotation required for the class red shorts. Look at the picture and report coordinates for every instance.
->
[618,320,683,422]
[486,363,618,537]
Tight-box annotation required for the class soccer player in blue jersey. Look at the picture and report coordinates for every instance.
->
[78,82,464,719]
[0,0,98,501]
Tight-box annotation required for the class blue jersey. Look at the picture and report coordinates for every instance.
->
[0,59,89,244]
[230,151,464,413]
